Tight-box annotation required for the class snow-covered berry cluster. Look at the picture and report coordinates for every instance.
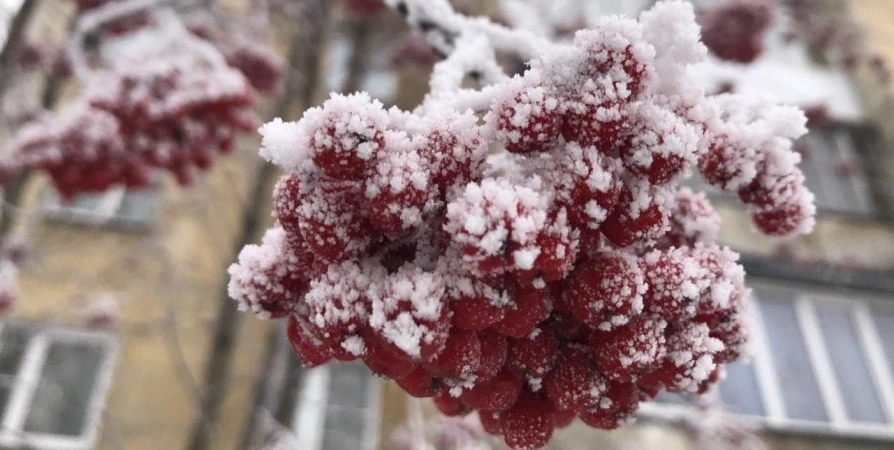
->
[229,3,813,449]
[697,0,774,64]
[0,57,257,199]
[698,95,815,237]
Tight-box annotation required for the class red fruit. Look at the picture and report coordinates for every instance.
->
[698,0,772,64]
[544,345,594,412]
[573,25,652,98]
[561,97,628,151]
[590,317,667,382]
[639,249,700,322]
[298,179,373,263]
[580,380,639,430]
[422,111,486,196]
[620,103,698,186]
[506,328,558,378]
[554,409,576,428]
[433,392,469,417]
[491,82,562,154]
[475,331,508,382]
[554,144,620,230]
[303,261,378,361]
[533,211,580,282]
[363,336,418,379]
[657,187,721,248]
[397,367,442,398]
[306,93,386,180]
[751,196,814,237]
[273,173,303,235]
[424,329,482,378]
[492,286,552,338]
[562,252,645,330]
[710,312,750,363]
[228,227,311,319]
[480,410,504,435]
[449,281,506,331]
[286,314,332,368]
[600,184,671,248]
[648,322,724,393]
[501,391,555,450]
[224,44,283,94]
[369,266,451,362]
[461,370,523,411]
[366,142,431,235]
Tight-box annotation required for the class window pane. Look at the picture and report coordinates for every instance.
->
[0,324,32,416]
[754,288,828,422]
[321,362,372,450]
[718,362,765,417]
[118,189,160,226]
[23,340,107,437]
[871,307,894,397]
[815,303,887,424]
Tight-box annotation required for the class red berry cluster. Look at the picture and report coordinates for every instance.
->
[1,59,257,199]
[223,44,284,95]
[699,95,815,237]
[697,0,773,64]
[230,5,812,450]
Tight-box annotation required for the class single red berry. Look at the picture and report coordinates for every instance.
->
[562,252,645,330]
[480,410,504,435]
[544,344,594,412]
[500,390,555,450]
[424,329,482,378]
[492,285,552,338]
[433,392,469,417]
[397,367,443,398]
[475,330,508,382]
[286,314,332,368]
[461,369,524,411]
[590,316,667,382]
[506,328,558,378]
[600,184,671,248]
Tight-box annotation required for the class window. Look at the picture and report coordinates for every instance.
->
[0,323,118,449]
[642,281,894,439]
[293,362,381,450]
[44,184,161,229]
[798,125,876,215]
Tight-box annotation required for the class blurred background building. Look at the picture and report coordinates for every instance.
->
[2,0,894,450]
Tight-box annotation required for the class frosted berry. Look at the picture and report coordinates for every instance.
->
[424,329,482,378]
[434,392,469,417]
[461,369,523,411]
[287,314,332,367]
[600,184,671,248]
[475,330,509,382]
[305,93,387,180]
[507,328,558,378]
[544,344,594,412]
[562,252,645,330]
[479,410,504,435]
[491,80,562,154]
[590,317,667,382]
[492,285,552,338]
[298,179,373,263]
[397,367,443,398]
[500,391,555,450]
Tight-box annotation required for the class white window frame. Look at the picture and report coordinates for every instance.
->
[292,363,382,450]
[0,325,119,450]
[640,280,894,440]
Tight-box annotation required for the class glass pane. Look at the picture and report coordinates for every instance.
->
[815,303,887,424]
[754,288,828,422]
[654,391,690,406]
[0,324,32,417]
[321,362,372,450]
[23,339,107,437]
[871,307,894,399]
[117,189,160,225]
[719,362,765,417]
